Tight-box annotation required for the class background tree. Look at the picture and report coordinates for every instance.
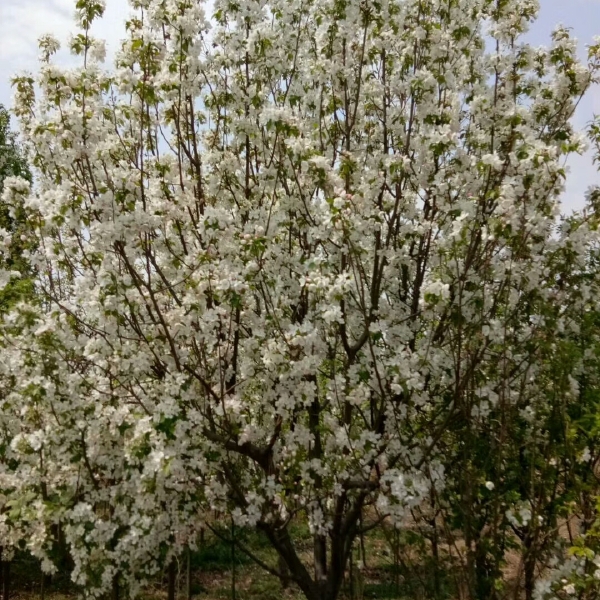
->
[0,104,32,311]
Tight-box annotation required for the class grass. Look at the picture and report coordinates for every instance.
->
[9,519,458,600]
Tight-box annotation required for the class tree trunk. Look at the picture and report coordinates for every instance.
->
[259,504,364,600]
[474,537,494,600]
[168,560,177,600]
[348,547,354,600]
[112,573,120,600]
[279,554,291,590]
[395,530,400,596]
[431,521,441,599]
[524,550,536,600]
[231,520,236,600]
[359,511,366,570]
[186,549,192,600]
[314,535,327,585]
[2,560,10,600]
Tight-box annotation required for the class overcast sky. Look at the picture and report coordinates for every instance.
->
[0,0,598,210]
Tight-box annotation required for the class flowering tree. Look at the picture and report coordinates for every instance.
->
[2,0,600,599]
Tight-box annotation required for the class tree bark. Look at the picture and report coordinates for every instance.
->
[168,560,177,600]
[2,560,10,600]
[524,547,536,600]
[112,573,120,600]
[186,549,192,600]
[279,554,291,590]
[231,520,236,600]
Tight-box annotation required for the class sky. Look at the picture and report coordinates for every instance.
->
[0,0,598,210]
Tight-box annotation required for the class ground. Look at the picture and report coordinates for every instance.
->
[6,517,529,599]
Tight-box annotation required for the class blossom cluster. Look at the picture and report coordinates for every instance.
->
[1,0,600,598]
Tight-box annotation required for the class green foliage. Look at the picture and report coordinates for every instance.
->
[0,106,30,186]
[0,104,34,312]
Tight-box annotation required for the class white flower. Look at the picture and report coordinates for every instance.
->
[38,34,60,61]
[578,447,591,463]
[481,153,504,170]
[90,39,107,63]
[421,280,450,302]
